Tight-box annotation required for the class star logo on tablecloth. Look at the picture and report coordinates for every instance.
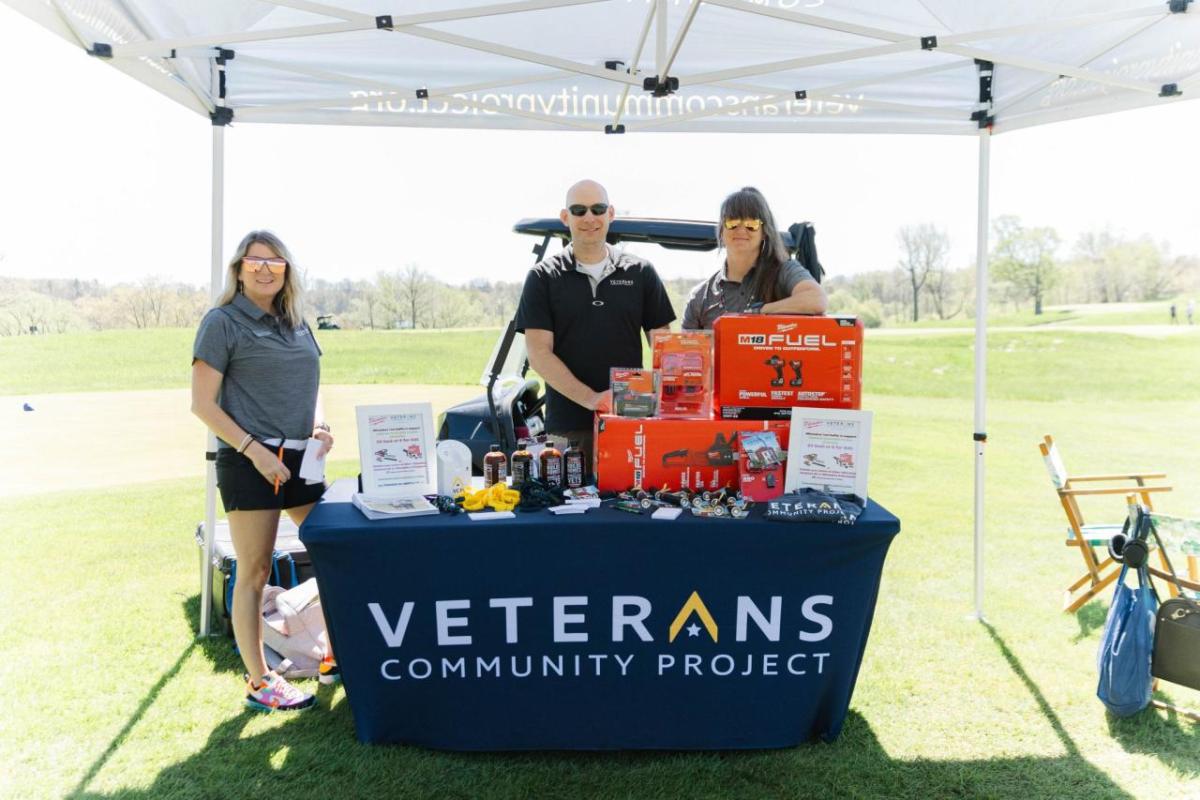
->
[667,591,719,643]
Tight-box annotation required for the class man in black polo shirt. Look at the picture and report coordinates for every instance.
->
[515,179,676,472]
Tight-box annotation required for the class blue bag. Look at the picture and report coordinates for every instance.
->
[1096,564,1158,717]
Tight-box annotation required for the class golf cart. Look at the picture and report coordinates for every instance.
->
[317,315,341,330]
[436,217,822,474]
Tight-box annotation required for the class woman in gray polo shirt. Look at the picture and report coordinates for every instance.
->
[682,187,827,330]
[191,230,332,712]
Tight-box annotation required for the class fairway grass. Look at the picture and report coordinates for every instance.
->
[0,328,500,395]
[0,384,480,498]
[3,325,1200,798]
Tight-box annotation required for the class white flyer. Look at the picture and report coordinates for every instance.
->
[784,407,872,499]
[299,437,326,485]
[355,403,437,499]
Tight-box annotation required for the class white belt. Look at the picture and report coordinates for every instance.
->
[261,437,308,450]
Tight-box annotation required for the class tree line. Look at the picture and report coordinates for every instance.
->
[2,219,1197,336]
[828,217,1199,326]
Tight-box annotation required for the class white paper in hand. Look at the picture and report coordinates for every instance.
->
[300,437,326,485]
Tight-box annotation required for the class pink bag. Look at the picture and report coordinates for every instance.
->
[261,578,327,678]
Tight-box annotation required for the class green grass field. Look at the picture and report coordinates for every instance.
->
[3,318,1200,799]
[0,328,500,395]
[860,298,1193,330]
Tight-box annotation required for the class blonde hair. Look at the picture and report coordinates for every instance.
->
[216,230,306,327]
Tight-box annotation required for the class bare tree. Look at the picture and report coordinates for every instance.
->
[1074,228,1132,303]
[925,266,967,320]
[398,264,431,328]
[896,223,949,322]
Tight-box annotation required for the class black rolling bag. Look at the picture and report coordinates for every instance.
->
[1147,525,1200,690]
[195,518,315,637]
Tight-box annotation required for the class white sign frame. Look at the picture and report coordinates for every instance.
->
[784,407,873,499]
[355,403,437,499]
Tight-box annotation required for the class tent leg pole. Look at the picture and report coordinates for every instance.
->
[200,120,225,638]
[972,127,991,623]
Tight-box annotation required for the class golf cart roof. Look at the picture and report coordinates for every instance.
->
[513,217,801,252]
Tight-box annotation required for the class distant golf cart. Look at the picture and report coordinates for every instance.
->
[317,315,341,330]
[436,217,822,474]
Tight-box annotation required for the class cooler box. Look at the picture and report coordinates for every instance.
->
[195,517,314,637]
[595,416,790,492]
[713,315,863,419]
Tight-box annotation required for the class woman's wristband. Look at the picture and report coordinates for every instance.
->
[236,433,254,453]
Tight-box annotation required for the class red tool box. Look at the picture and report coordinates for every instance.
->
[594,416,790,492]
[713,315,863,419]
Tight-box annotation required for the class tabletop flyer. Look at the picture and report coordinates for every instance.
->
[783,407,872,499]
[355,403,437,499]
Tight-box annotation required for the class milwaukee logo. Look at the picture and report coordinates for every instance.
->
[737,334,838,347]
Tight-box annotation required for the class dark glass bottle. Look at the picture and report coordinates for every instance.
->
[540,442,563,488]
[563,440,585,489]
[483,443,508,488]
[511,439,533,488]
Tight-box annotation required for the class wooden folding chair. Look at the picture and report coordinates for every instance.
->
[1039,434,1171,612]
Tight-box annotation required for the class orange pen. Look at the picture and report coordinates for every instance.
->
[274,443,284,495]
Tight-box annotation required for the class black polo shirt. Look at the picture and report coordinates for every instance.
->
[515,246,676,432]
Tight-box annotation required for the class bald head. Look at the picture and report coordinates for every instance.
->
[565,179,609,207]
[560,179,614,258]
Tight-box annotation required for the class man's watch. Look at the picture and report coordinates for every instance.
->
[746,301,765,314]
[314,422,331,433]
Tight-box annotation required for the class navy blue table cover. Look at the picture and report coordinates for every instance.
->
[301,480,900,750]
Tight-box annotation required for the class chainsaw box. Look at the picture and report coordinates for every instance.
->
[594,415,790,492]
[713,315,863,419]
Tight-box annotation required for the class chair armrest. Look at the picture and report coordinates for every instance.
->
[1060,485,1172,497]
[1146,566,1200,594]
[1068,473,1167,482]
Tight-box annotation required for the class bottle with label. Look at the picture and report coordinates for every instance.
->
[563,440,585,489]
[540,441,563,488]
[511,439,533,488]
[483,443,508,488]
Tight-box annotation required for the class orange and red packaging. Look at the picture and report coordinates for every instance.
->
[712,315,863,420]
[651,330,713,419]
[594,415,790,492]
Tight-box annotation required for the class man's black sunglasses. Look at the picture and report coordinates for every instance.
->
[567,203,610,217]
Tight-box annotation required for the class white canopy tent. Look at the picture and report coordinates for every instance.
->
[7,0,1197,635]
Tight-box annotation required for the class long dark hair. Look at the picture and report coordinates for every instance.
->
[716,187,789,304]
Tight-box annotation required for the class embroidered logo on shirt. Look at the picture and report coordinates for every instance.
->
[608,279,635,286]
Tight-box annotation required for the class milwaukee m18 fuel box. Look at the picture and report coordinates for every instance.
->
[594,416,790,492]
[713,315,863,420]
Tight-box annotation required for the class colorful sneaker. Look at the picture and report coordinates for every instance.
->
[318,654,341,686]
[244,672,316,712]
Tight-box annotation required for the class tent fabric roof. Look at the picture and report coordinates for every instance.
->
[9,0,1199,134]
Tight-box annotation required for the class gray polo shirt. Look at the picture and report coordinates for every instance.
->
[192,292,322,448]
[681,259,815,330]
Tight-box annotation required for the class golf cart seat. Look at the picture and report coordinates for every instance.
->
[439,373,544,475]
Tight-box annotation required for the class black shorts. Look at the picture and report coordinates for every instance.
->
[215,446,326,512]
